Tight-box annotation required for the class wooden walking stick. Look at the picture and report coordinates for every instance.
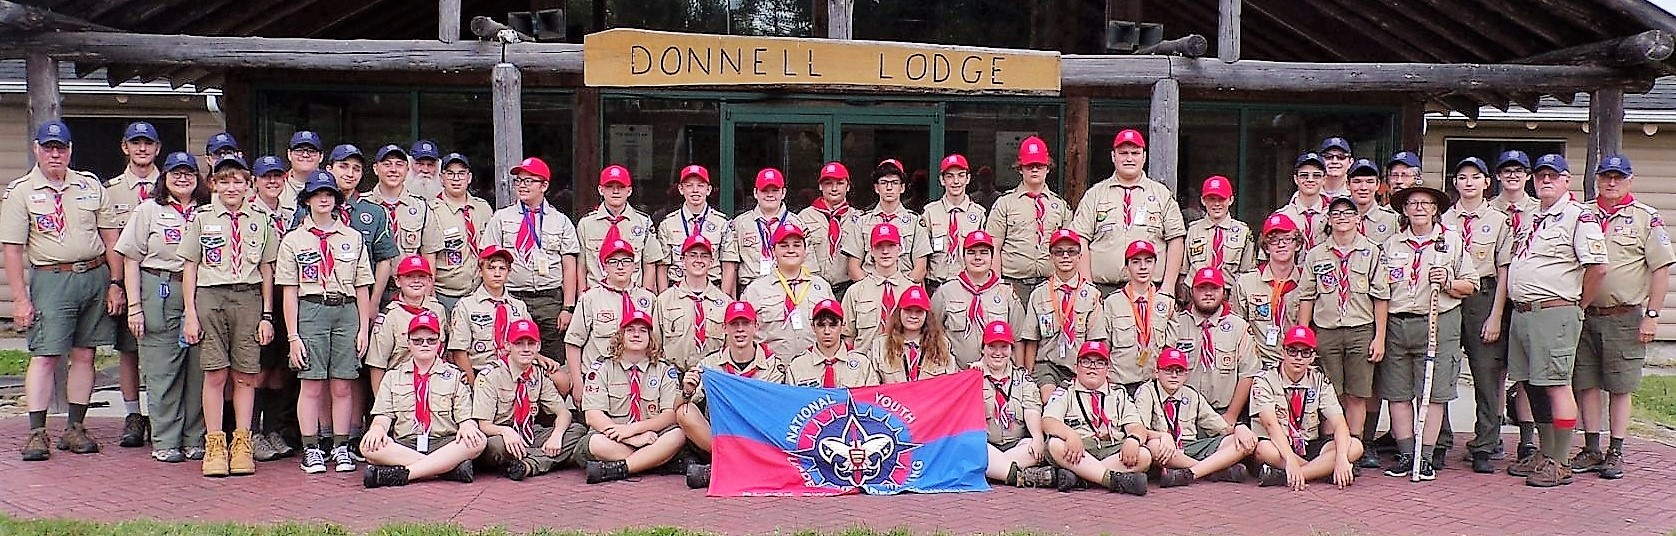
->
[1411,241,1445,482]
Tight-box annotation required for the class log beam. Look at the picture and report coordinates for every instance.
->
[0,0,113,32]
[492,63,523,208]
[1217,0,1239,63]
[1585,86,1624,201]
[1148,78,1180,193]
[1513,30,1674,68]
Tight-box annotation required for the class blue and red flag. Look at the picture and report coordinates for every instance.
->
[705,369,991,497]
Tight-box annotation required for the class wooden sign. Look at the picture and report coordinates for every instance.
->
[584,28,1061,94]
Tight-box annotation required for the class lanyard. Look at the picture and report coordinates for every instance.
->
[775,267,812,316]
[681,205,711,240]
[755,209,787,260]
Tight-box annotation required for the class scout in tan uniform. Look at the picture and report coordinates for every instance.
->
[276,172,376,475]
[1348,160,1399,245]
[976,320,1062,488]
[1233,214,1307,366]
[871,285,958,384]
[404,140,445,200]
[280,131,324,204]
[723,168,794,293]
[986,136,1072,299]
[1100,240,1176,394]
[117,151,207,466]
[1318,137,1355,199]
[578,309,686,484]
[1181,175,1254,288]
[482,157,581,389]
[1071,129,1186,294]
[931,229,1024,366]
[109,121,163,448]
[471,318,577,481]
[1571,155,1672,480]
[1172,267,1259,424]
[1251,326,1363,491]
[1274,153,1332,252]
[843,159,933,283]
[785,299,876,388]
[181,159,281,474]
[796,162,859,294]
[653,234,728,371]
[840,222,914,350]
[1492,150,1540,233]
[245,155,297,462]
[740,222,836,357]
[678,301,789,487]
[5,121,123,461]
[1441,157,1517,473]
[427,153,492,312]
[659,164,733,289]
[1385,151,1422,192]
[1504,154,1607,487]
[1042,341,1151,495]
[1378,185,1476,481]
[566,237,657,390]
[1023,229,1108,399]
[1136,347,1258,487]
[924,154,987,290]
[446,246,529,380]
[367,144,443,264]
[578,164,666,291]
[366,255,449,388]
[360,313,484,488]
[1297,196,1388,468]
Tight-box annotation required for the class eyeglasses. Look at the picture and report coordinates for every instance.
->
[1498,167,1528,175]
[604,257,637,267]
[876,179,903,187]
[1283,348,1317,358]
[1295,172,1326,180]
[1327,209,1359,218]
[1265,236,1298,245]
[166,170,198,179]
[1322,154,1352,161]
[441,170,470,179]
[1076,358,1110,367]
[1597,174,1632,182]
[1159,368,1189,375]
[1386,171,1418,179]
[682,251,714,261]
[408,337,440,346]
[1403,200,1438,207]
[289,147,321,156]
[512,177,547,186]
[1050,247,1081,258]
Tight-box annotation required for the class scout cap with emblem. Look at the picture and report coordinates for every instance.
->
[441,152,469,168]
[289,131,322,151]
[940,154,969,173]
[1495,149,1531,170]
[479,244,514,263]
[163,152,198,173]
[812,298,844,321]
[374,144,408,162]
[724,301,757,324]
[1348,158,1380,178]
[1328,196,1356,212]
[870,222,902,247]
[681,234,713,254]
[1078,340,1111,360]
[770,222,806,244]
[819,161,848,182]
[1156,346,1190,370]
[621,309,653,329]
[1454,156,1490,175]
[410,140,440,161]
[1201,175,1233,200]
[600,237,635,263]
[507,318,540,343]
[1295,152,1326,170]
[1389,185,1453,213]
[299,170,343,205]
[35,120,71,146]
[1191,267,1226,289]
[1532,153,1569,173]
[396,254,433,276]
[1320,137,1352,154]
[755,167,785,190]
[1049,228,1081,247]
[1112,129,1146,149]
[124,122,158,143]
[253,155,286,177]
[1262,213,1299,236]
[963,229,996,250]
[600,164,632,187]
[1283,325,1317,349]
[328,144,363,164]
[1017,136,1051,165]
[206,132,239,154]
[897,285,931,311]
[213,154,249,173]
[512,157,551,181]
[1596,154,1633,175]
[982,320,1015,346]
[408,312,441,335]
[1124,239,1156,260]
[1388,151,1421,169]
[680,163,710,183]
[876,158,906,176]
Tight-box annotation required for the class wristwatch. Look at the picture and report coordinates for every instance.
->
[1647,309,1661,318]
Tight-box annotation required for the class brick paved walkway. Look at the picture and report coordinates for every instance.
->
[2,417,1674,535]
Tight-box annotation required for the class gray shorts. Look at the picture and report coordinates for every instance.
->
[25,265,115,356]
[1378,308,1462,404]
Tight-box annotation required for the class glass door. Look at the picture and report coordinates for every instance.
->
[720,104,943,214]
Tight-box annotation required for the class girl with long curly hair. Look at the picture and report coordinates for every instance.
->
[873,285,958,384]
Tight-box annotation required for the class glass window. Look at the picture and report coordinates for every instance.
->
[62,116,188,181]
[943,101,1062,209]
[1443,137,1563,198]
[258,90,411,192]
[601,96,722,219]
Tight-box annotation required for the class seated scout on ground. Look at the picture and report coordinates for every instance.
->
[578,309,687,485]
[976,320,1063,489]
[679,300,788,488]
[1133,347,1258,487]
[470,319,580,482]
[1250,326,1363,491]
[361,313,483,488]
[1041,341,1153,496]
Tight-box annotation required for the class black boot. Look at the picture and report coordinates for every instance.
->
[587,459,630,484]
[502,458,533,481]
[1054,468,1084,492]
[439,460,475,483]
[1159,468,1194,488]
[1105,470,1147,496]
[362,464,410,488]
[1471,452,1495,474]
[685,463,712,489]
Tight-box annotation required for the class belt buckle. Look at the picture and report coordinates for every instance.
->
[71,261,92,273]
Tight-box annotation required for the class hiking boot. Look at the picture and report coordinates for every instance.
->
[56,424,100,454]
[151,448,185,463]
[251,432,280,462]
[438,460,475,483]
[661,451,693,476]
[182,446,205,460]
[331,445,356,472]
[118,414,149,448]
[299,445,327,474]
[1471,452,1495,474]
[1415,456,1437,481]
[1383,453,1413,478]
[684,462,711,489]
[1569,449,1605,473]
[228,430,256,476]
[1105,470,1147,496]
[202,431,230,477]
[1207,464,1248,483]
[1055,468,1086,492]
[363,464,410,488]
[1370,432,1397,454]
[1431,448,1448,471]
[1507,451,1542,477]
[1014,466,1060,488]
[1158,467,1194,488]
[1355,450,1381,469]
[502,458,533,481]
[1598,450,1625,480]
[1525,457,1573,488]
[589,460,630,484]
[1256,464,1287,487]
[22,428,50,461]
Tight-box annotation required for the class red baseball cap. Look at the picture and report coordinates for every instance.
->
[1263,213,1299,236]
[1049,228,1082,247]
[982,320,1015,346]
[1112,129,1146,149]
[600,164,631,187]
[620,309,653,329]
[940,154,969,173]
[1201,175,1233,199]
[897,285,931,311]
[1017,136,1051,166]
[1078,340,1111,360]
[755,167,785,190]
[870,222,902,247]
[1191,267,1226,288]
[962,229,996,250]
[511,157,551,181]
[681,234,713,254]
[771,222,806,244]
[599,237,635,263]
[1124,240,1156,260]
[395,254,433,276]
[479,245,514,264]
[1283,326,1318,349]
[724,301,757,324]
[813,298,844,320]
[1156,347,1190,370]
[819,162,849,182]
[679,164,710,183]
[506,318,540,343]
[407,312,441,335]
[877,158,905,174]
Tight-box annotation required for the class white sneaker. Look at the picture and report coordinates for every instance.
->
[331,445,356,472]
[300,446,327,474]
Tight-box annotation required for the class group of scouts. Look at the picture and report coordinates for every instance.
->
[8,118,1663,494]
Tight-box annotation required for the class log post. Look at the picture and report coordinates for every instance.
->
[1585,86,1624,201]
[1148,78,1180,193]
[438,0,460,43]
[827,0,853,40]
[572,87,601,215]
[1218,0,1240,63]
[1064,96,1091,206]
[492,63,522,208]
[25,53,60,168]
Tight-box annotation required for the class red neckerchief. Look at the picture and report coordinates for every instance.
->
[511,365,536,439]
[988,370,1015,429]
[626,364,644,422]
[412,360,434,435]
[1123,284,1156,350]
[307,227,337,281]
[1596,194,1635,232]
[958,271,999,327]
[1207,219,1228,268]
[437,193,478,251]
[904,341,923,381]
[1405,231,1437,288]
[1331,243,1356,313]
[811,197,849,257]
[1024,191,1048,240]
[1056,275,1082,342]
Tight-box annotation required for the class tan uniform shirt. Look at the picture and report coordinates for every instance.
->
[840,272,914,349]
[564,283,657,364]
[721,206,793,288]
[1509,200,1607,303]
[251,197,298,236]
[869,337,961,384]
[428,194,493,297]
[446,287,530,369]
[367,298,450,369]
[577,205,665,284]
[1442,203,1514,279]
[1133,381,1230,443]
[981,367,1041,444]
[1183,217,1255,279]
[1358,205,1401,246]
[1250,367,1343,441]
[581,357,682,425]
[178,201,279,286]
[842,207,934,280]
[103,169,155,229]
[652,282,729,371]
[1100,286,1177,385]
[1022,275,1108,368]
[1380,228,1476,315]
[1231,265,1306,364]
[274,219,374,296]
[369,191,443,257]
[742,268,836,357]
[115,201,194,272]
[986,188,1073,280]
[1590,199,1675,307]
[923,197,987,283]
[0,167,118,265]
[1044,380,1141,441]
[1071,174,1187,285]
[469,362,569,426]
[1492,194,1541,237]
[1171,310,1260,411]
[692,346,787,403]
[659,205,733,284]
[1299,236,1389,329]
[1274,195,1331,252]
[483,202,581,292]
[930,275,1025,366]
[371,360,473,440]
[795,204,861,287]
[786,347,878,388]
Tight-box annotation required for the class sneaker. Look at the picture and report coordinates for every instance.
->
[439,460,475,483]
[1506,451,1542,477]
[56,424,100,454]
[21,428,50,462]
[1207,464,1248,483]
[347,439,367,463]
[331,445,356,472]
[1383,453,1413,478]
[1356,450,1381,469]
[1105,470,1147,496]
[1598,450,1625,480]
[363,464,410,488]
[1569,449,1605,473]
[151,448,185,463]
[300,446,327,474]
[251,433,280,462]
[1471,452,1495,474]
[1256,464,1287,487]
[1415,456,1437,481]
[267,432,296,458]
[182,446,206,460]
[1158,467,1194,488]
[1525,457,1573,488]
[118,413,149,448]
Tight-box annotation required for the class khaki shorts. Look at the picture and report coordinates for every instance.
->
[1077,437,1124,461]
[1182,435,1225,460]
[574,422,671,465]
[1315,324,1376,399]
[1575,310,1646,394]
[1379,309,1463,404]
[396,434,456,453]
[198,286,264,374]
[296,298,361,381]
[1507,305,1582,388]
[991,434,1026,452]
[25,265,115,356]
[1032,362,1074,389]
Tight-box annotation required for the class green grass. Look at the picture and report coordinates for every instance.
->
[1633,374,1676,429]
[0,349,118,376]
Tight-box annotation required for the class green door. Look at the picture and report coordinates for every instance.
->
[720,103,945,213]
